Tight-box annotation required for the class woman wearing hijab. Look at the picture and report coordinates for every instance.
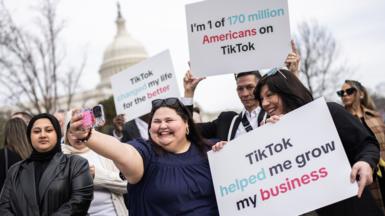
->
[0,113,94,215]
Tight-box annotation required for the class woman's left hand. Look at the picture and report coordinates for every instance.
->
[350,161,373,198]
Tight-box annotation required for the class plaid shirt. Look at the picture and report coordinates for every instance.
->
[361,106,385,155]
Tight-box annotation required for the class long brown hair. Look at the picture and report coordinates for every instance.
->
[254,69,313,114]
[3,118,32,159]
[344,80,377,111]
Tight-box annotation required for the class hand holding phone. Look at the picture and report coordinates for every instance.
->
[81,104,105,129]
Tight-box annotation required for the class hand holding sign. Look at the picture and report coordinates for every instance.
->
[183,70,206,98]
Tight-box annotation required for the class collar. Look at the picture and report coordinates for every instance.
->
[242,106,261,119]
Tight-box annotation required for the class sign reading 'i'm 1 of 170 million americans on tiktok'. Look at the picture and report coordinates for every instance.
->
[186,0,291,77]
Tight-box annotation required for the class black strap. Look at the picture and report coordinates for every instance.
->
[257,109,267,126]
[241,113,253,132]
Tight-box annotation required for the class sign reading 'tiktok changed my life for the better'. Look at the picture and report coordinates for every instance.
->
[208,98,358,216]
[186,0,291,77]
[110,50,180,122]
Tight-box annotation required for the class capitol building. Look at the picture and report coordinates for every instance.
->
[56,5,148,109]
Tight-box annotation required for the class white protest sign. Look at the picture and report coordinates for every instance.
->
[208,98,357,216]
[110,50,180,121]
[186,0,291,77]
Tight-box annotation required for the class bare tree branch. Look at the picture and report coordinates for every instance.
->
[295,20,352,99]
[0,0,86,114]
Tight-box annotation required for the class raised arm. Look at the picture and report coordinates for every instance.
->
[70,111,145,184]
[183,70,205,98]
[285,40,301,77]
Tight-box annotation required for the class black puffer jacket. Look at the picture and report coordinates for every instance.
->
[0,152,93,216]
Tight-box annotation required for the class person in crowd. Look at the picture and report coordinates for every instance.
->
[183,41,300,141]
[110,113,151,142]
[0,118,32,190]
[11,111,32,125]
[250,68,382,216]
[338,79,385,212]
[54,109,66,142]
[185,70,265,141]
[193,106,203,123]
[69,98,219,215]
[0,113,93,215]
[62,122,128,216]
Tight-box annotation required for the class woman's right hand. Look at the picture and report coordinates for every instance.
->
[212,141,228,152]
[69,109,89,140]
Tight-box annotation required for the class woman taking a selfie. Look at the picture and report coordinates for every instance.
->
[69,98,219,215]
[338,80,385,212]
[253,68,382,216]
[0,113,93,215]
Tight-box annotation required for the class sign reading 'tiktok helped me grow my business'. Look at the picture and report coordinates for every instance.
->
[208,98,357,216]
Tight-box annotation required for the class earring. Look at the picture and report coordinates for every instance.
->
[186,127,190,135]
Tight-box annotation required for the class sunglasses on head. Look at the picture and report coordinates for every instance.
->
[336,87,356,97]
[262,68,287,80]
[151,98,181,109]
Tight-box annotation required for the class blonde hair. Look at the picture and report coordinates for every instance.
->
[3,118,33,159]
[345,80,377,111]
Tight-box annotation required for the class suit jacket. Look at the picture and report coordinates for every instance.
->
[0,152,94,216]
[197,109,266,141]
[109,120,143,143]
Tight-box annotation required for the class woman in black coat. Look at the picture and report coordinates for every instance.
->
[0,113,94,216]
[253,68,383,216]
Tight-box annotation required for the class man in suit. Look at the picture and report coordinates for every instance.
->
[184,71,265,141]
[184,40,300,141]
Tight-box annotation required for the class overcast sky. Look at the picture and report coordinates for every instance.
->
[3,0,385,112]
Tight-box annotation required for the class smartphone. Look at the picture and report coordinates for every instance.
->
[81,104,105,129]
[92,104,105,127]
[81,109,95,129]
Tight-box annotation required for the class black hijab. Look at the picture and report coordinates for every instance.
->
[26,113,62,161]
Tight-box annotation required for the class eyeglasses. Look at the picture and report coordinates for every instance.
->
[262,68,287,80]
[336,87,356,97]
[151,98,181,109]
